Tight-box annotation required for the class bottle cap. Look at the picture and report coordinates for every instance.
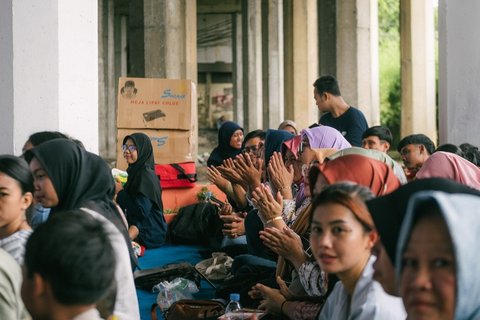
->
[230,293,240,302]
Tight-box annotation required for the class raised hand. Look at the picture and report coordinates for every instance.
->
[217,158,244,186]
[267,151,294,198]
[251,184,283,223]
[207,165,230,192]
[236,153,262,191]
[259,227,306,269]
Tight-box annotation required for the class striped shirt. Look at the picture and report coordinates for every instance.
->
[0,230,32,265]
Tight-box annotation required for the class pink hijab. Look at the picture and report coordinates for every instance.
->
[416,151,480,190]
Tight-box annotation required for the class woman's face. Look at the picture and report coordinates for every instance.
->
[400,213,456,320]
[284,150,302,184]
[123,138,138,164]
[282,125,297,135]
[310,202,376,277]
[29,158,59,208]
[229,129,244,149]
[0,172,33,229]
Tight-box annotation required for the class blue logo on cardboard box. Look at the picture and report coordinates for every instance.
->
[150,136,168,148]
[161,89,186,100]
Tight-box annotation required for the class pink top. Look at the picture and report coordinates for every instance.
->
[416,151,480,190]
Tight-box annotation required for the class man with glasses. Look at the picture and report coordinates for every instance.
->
[397,133,435,181]
[242,130,266,162]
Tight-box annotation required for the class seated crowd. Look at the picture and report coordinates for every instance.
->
[2,75,480,320]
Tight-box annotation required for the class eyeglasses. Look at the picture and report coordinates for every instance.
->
[243,143,263,156]
[298,139,310,156]
[122,144,137,153]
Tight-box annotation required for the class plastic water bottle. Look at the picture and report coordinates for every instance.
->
[224,293,242,319]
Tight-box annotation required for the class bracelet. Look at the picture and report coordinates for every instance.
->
[266,216,283,224]
[278,185,291,191]
[280,299,288,315]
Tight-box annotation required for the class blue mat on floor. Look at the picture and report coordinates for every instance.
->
[136,244,216,320]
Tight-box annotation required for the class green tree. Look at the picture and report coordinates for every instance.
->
[378,0,401,147]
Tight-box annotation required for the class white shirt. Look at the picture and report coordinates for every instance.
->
[318,256,406,320]
[82,208,140,320]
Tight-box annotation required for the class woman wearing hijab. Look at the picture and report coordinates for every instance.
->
[243,129,294,258]
[25,139,140,320]
[299,126,352,165]
[416,151,480,190]
[366,178,480,297]
[207,121,244,167]
[327,147,408,184]
[397,191,480,319]
[117,133,167,249]
[278,120,298,135]
[309,154,401,197]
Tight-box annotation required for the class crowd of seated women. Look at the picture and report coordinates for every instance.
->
[1,119,480,320]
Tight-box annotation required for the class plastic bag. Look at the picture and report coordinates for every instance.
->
[153,277,199,311]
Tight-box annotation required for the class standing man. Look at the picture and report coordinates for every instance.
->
[314,75,368,147]
[361,125,393,153]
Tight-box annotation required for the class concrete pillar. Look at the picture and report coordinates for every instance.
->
[128,0,145,77]
[99,0,117,161]
[438,0,480,145]
[0,1,99,154]
[144,0,197,83]
[284,0,319,130]
[233,13,244,127]
[264,0,285,129]
[400,0,436,142]
[242,0,263,132]
[318,0,337,76]
[336,0,380,126]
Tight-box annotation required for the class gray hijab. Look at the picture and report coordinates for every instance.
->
[396,191,480,319]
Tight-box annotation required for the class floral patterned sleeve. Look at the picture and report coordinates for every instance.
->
[298,260,328,297]
[282,199,296,223]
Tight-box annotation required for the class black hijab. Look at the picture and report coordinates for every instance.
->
[366,177,480,265]
[207,121,243,167]
[25,139,138,269]
[123,133,163,210]
[264,129,295,165]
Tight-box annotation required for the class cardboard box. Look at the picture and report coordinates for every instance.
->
[117,77,197,130]
[116,129,196,170]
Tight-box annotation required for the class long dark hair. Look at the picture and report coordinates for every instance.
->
[0,155,33,194]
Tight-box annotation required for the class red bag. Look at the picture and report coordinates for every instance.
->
[155,162,197,189]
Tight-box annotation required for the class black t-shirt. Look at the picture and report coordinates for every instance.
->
[319,106,368,147]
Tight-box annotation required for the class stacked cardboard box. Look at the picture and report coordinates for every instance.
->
[116,77,198,170]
